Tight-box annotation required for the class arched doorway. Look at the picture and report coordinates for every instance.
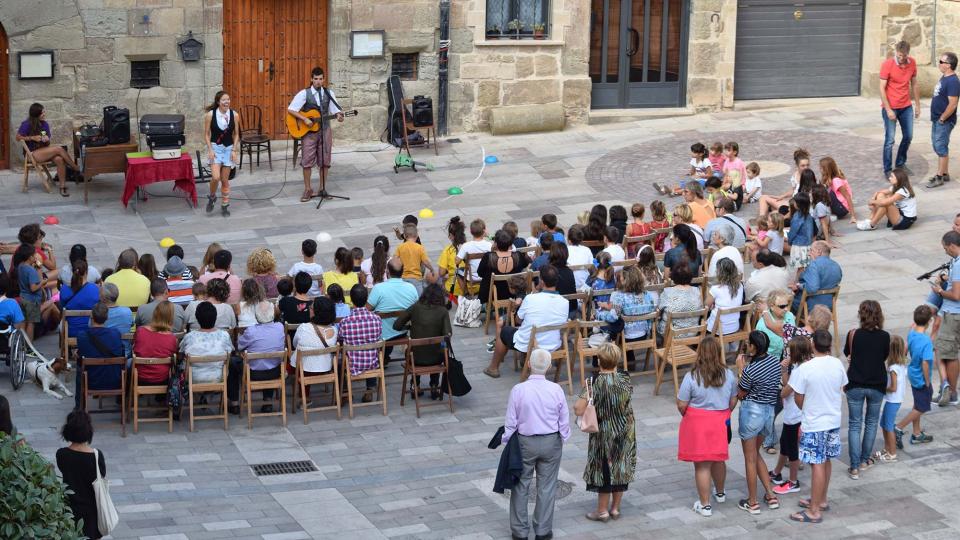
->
[0,23,8,170]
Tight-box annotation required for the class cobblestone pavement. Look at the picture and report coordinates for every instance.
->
[3,97,960,539]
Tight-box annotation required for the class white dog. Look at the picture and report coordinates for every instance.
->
[28,356,73,400]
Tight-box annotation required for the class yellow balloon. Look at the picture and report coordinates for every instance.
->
[159,237,175,248]
[419,208,434,218]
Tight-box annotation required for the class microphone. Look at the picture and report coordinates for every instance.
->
[917,262,950,281]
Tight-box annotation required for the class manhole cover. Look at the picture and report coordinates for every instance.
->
[251,460,318,476]
[502,478,574,500]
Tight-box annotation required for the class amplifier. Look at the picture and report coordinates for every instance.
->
[139,114,185,136]
[412,96,433,127]
[151,148,181,160]
[145,134,185,149]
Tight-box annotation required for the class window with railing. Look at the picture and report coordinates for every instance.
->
[485,0,550,40]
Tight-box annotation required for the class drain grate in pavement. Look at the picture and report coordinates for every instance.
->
[251,460,318,477]
[503,479,573,500]
[446,138,461,143]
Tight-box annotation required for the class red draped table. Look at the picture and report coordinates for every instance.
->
[123,154,197,208]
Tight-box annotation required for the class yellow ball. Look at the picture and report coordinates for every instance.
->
[159,237,175,248]
[419,208,434,218]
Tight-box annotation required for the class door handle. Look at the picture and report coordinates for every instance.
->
[268,61,275,82]
[626,28,640,56]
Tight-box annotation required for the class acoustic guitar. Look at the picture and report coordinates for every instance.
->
[285,109,358,139]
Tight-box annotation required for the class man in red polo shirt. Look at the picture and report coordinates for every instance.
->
[880,40,920,176]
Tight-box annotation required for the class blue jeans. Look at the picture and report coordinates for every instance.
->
[882,106,913,174]
[932,119,956,157]
[846,387,884,468]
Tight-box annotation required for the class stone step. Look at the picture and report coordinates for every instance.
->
[587,106,695,125]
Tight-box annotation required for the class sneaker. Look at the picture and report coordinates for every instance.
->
[856,220,876,231]
[486,339,496,353]
[221,204,230,217]
[878,451,898,463]
[738,499,761,515]
[847,467,859,480]
[894,427,904,450]
[926,175,945,188]
[944,174,952,182]
[773,481,800,495]
[937,384,951,406]
[950,393,959,406]
[652,182,670,196]
[768,471,785,486]
[910,432,933,444]
[693,501,712,517]
[713,492,726,504]
[206,195,216,212]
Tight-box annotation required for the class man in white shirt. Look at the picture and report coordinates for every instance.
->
[566,225,594,288]
[484,264,570,378]
[287,66,344,202]
[456,218,493,285]
[287,239,324,297]
[787,330,848,524]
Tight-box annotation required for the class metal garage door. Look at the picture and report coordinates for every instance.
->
[734,0,865,100]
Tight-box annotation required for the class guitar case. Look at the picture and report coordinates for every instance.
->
[386,75,417,148]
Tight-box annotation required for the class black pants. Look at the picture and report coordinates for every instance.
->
[385,333,408,362]
[227,359,281,402]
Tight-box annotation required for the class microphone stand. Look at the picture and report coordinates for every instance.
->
[315,87,349,209]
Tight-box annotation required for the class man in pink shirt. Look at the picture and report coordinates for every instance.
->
[502,349,570,540]
[198,249,242,304]
[880,40,920,176]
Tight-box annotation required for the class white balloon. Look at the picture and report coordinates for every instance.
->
[316,232,333,243]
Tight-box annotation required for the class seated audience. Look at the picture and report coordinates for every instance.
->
[237,278,267,328]
[75,303,124,409]
[704,198,748,248]
[279,272,313,324]
[368,259,419,361]
[327,284,351,319]
[657,261,704,343]
[185,278,236,330]
[60,244,101,284]
[745,250,790,302]
[790,241,842,313]
[60,259,100,337]
[706,258,745,335]
[135,279,186,332]
[393,283,453,399]
[292,297,339,377]
[858,168,917,231]
[324,247,361,305]
[247,247,280,298]
[230,301,285,414]
[180,302,233,383]
[706,224,744,279]
[132,300,178,385]
[198,249,242,304]
[159,248,194,306]
[338,285,384,402]
[597,265,656,365]
[478,230,530,303]
[566,225,595,288]
[104,248,150,308]
[287,239,325,297]
[664,224,702,280]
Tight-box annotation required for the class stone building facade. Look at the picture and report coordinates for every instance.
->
[2,0,960,167]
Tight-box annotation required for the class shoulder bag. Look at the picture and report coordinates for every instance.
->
[92,449,119,535]
[577,377,599,433]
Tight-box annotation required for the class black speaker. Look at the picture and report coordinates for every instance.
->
[102,106,130,144]
[412,96,433,127]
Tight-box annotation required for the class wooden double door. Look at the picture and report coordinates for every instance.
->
[223,0,329,138]
[1,23,8,169]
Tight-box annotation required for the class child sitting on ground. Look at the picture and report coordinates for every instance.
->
[705,177,731,205]
[708,141,726,178]
[895,305,936,447]
[744,162,763,204]
[654,142,712,196]
[721,141,747,209]
[878,335,909,461]
[770,336,813,495]
[649,200,670,252]
[811,184,838,247]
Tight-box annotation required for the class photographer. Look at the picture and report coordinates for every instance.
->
[928,231,960,405]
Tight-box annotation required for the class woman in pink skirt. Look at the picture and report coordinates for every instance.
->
[677,336,739,517]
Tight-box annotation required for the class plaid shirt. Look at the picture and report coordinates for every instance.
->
[338,307,382,375]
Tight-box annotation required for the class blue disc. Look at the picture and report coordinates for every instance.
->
[484,155,499,164]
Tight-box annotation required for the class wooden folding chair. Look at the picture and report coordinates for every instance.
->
[620,312,658,374]
[292,345,341,423]
[653,227,672,252]
[562,292,591,322]
[797,286,841,354]
[575,320,605,388]
[459,252,487,298]
[517,245,541,258]
[240,351,287,428]
[81,356,127,437]
[623,232,657,258]
[690,276,708,303]
[377,311,409,375]
[654,309,708,396]
[60,310,91,365]
[581,240,604,252]
[185,354,229,431]
[19,140,54,193]
[712,302,755,362]
[612,259,638,272]
[586,289,616,325]
[486,271,534,335]
[342,340,387,418]
[523,322,575,395]
[130,355,174,433]
[401,98,438,156]
[400,336,454,417]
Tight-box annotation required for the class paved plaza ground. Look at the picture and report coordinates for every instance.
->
[3,97,960,539]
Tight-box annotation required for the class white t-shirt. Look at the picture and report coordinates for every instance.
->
[782,389,802,425]
[893,187,917,218]
[287,261,324,297]
[567,244,594,288]
[788,354,848,432]
[602,244,626,272]
[690,157,712,177]
[514,292,570,353]
[707,245,743,278]
[706,284,743,335]
[885,364,909,404]
[457,239,493,282]
[745,175,763,201]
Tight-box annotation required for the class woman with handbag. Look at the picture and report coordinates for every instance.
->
[56,409,116,538]
[573,342,636,522]
[393,283,452,399]
[677,336,738,517]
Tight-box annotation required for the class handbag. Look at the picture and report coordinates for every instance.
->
[453,296,482,328]
[442,356,472,397]
[92,448,119,535]
[577,377,599,433]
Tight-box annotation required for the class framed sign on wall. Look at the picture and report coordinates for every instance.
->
[350,31,385,58]
[18,51,55,80]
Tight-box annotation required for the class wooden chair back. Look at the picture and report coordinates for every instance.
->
[185,353,229,431]
[654,308,708,396]
[575,320,605,388]
[487,271,534,334]
[623,232,657,257]
[60,309,92,364]
[401,335,454,417]
[797,286,841,354]
[240,350,287,428]
[130,355,174,434]
[293,344,341,423]
[712,302,755,361]
[525,322,575,395]
[562,292,590,322]
[81,356,127,436]
[19,139,53,193]
[240,104,264,137]
[341,340,388,418]
[620,311,658,374]
[581,240,604,250]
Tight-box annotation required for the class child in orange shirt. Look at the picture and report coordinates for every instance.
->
[395,224,433,294]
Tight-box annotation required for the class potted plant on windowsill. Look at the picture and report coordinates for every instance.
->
[507,19,521,39]
[486,25,501,40]
[533,23,546,39]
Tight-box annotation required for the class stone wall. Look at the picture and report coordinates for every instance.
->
[2,0,222,164]
[686,0,736,111]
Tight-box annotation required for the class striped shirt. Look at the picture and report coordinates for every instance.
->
[738,353,782,406]
[164,275,195,305]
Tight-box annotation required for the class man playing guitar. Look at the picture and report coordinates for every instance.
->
[288,66,344,202]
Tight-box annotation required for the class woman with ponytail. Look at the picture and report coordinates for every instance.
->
[59,259,100,337]
[437,216,467,297]
[663,224,702,281]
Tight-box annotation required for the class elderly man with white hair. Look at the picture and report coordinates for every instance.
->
[707,223,744,279]
[502,348,570,540]
[229,301,285,414]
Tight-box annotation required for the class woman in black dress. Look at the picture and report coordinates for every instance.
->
[56,410,107,539]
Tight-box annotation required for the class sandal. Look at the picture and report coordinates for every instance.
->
[60,187,70,197]
[860,457,876,471]
[798,499,830,512]
[789,510,822,523]
[609,510,621,520]
[764,494,780,509]
[482,367,500,379]
[585,511,609,522]
[300,188,314,202]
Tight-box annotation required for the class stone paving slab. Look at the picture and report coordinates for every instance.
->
[4,97,960,539]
